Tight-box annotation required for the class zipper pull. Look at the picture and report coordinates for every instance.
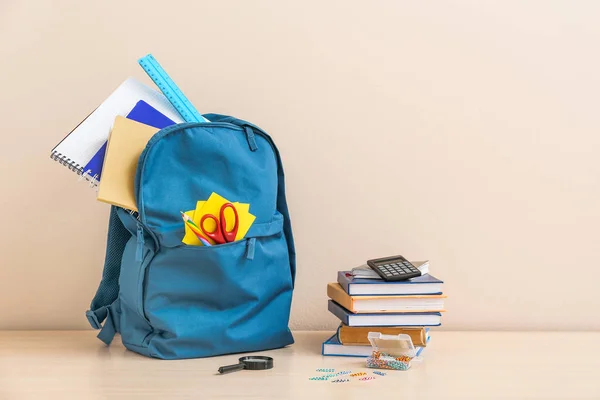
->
[135,223,145,262]
[244,126,258,152]
[245,238,256,260]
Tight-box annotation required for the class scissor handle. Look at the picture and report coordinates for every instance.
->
[220,203,239,243]
[200,213,225,244]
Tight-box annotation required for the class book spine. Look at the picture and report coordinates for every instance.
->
[339,280,350,294]
[339,326,427,346]
[327,301,350,324]
[336,272,351,294]
[327,284,355,312]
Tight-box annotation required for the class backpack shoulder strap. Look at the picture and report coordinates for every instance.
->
[85,206,129,342]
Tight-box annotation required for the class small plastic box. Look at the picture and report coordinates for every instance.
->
[366,332,417,371]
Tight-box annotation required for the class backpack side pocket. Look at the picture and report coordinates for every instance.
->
[116,209,155,349]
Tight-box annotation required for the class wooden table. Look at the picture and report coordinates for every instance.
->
[0,331,598,399]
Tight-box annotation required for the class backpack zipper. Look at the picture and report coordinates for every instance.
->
[135,222,145,262]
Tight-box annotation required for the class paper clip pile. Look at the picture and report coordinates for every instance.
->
[366,352,413,371]
[309,368,383,383]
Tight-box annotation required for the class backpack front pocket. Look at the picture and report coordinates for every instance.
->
[141,214,294,359]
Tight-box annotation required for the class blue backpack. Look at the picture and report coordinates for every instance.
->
[85,115,296,359]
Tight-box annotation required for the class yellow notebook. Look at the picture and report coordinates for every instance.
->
[97,116,159,211]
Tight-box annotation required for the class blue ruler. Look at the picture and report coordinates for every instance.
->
[138,54,208,123]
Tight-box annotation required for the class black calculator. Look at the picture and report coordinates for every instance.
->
[367,255,422,281]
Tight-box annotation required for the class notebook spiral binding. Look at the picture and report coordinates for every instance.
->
[50,151,140,220]
[50,151,100,187]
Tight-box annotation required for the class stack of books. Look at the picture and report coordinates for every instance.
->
[322,261,445,357]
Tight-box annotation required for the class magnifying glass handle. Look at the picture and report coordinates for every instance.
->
[218,363,245,374]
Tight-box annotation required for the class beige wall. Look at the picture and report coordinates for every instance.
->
[1,1,599,330]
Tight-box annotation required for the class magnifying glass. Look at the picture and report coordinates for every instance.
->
[218,356,274,374]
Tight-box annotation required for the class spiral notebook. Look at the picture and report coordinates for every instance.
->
[82,100,176,183]
[50,77,183,186]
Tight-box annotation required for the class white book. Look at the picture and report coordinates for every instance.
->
[50,77,183,181]
[328,300,443,327]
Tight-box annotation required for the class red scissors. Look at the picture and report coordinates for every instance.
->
[200,203,239,244]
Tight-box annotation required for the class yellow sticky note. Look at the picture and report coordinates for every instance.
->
[195,193,256,243]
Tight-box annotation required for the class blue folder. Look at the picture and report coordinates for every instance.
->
[83,100,176,181]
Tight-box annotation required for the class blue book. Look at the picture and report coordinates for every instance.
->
[328,300,442,327]
[337,271,443,296]
[322,331,430,357]
[82,100,176,182]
